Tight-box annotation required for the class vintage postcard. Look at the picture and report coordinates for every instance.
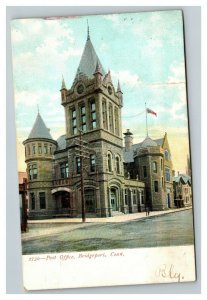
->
[11,10,196,290]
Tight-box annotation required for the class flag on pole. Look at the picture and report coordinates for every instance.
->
[146,108,157,117]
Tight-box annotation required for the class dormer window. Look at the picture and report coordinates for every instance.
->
[164,149,170,160]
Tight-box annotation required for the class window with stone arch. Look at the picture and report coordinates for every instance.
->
[107,152,112,172]
[115,155,120,174]
[102,100,108,130]
[114,106,119,136]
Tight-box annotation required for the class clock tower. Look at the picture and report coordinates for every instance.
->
[60,27,125,217]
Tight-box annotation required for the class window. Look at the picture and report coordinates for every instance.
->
[133,190,137,205]
[32,145,36,155]
[29,164,37,180]
[76,157,81,174]
[38,144,42,154]
[44,145,47,154]
[30,192,35,210]
[85,189,95,213]
[90,100,96,129]
[116,156,120,174]
[164,149,169,160]
[102,100,107,130]
[165,167,171,182]
[154,181,159,192]
[114,107,119,136]
[109,103,113,133]
[27,145,30,155]
[162,177,164,187]
[39,192,46,209]
[80,105,86,132]
[71,108,77,135]
[108,153,112,172]
[143,166,147,178]
[161,158,163,170]
[60,162,69,178]
[90,154,96,172]
[49,145,52,155]
[152,161,157,173]
[124,189,128,205]
[141,190,144,205]
[33,164,37,179]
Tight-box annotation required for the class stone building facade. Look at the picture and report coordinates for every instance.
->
[173,174,192,208]
[23,28,177,219]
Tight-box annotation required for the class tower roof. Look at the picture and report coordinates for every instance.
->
[141,136,158,148]
[75,32,105,79]
[61,76,66,90]
[28,113,54,140]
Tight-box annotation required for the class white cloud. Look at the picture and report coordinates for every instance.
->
[168,61,186,83]
[111,69,140,88]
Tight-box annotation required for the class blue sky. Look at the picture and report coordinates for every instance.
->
[11,10,190,172]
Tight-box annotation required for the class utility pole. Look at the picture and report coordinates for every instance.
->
[79,130,86,222]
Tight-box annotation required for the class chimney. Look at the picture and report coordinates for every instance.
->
[124,129,133,152]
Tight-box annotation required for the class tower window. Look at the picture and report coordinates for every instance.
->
[76,157,81,174]
[108,153,112,172]
[80,105,86,132]
[154,181,159,192]
[44,145,47,154]
[32,145,36,155]
[38,144,42,154]
[102,100,108,130]
[115,156,120,174]
[90,154,96,172]
[152,161,157,173]
[143,166,147,178]
[29,164,37,180]
[60,162,69,178]
[114,107,119,136]
[30,192,35,210]
[27,145,30,155]
[162,177,164,187]
[90,100,96,129]
[39,192,46,209]
[161,158,163,170]
[71,108,77,135]
[109,103,114,133]
[49,145,53,155]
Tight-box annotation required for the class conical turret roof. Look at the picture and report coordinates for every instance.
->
[75,33,105,79]
[28,113,54,140]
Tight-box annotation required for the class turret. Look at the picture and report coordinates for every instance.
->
[124,129,133,151]
[117,80,123,106]
[93,60,103,89]
[60,76,67,103]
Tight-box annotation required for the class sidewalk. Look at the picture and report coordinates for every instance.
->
[28,206,192,224]
[22,207,192,241]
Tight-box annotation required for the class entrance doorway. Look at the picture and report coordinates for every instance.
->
[167,189,171,208]
[110,188,117,211]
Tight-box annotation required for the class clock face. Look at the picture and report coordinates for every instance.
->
[107,86,112,95]
[77,84,84,94]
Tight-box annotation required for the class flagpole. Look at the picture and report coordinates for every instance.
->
[145,102,148,137]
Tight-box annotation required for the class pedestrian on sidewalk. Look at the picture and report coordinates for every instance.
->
[146,206,150,216]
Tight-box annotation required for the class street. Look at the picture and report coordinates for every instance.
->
[22,209,195,255]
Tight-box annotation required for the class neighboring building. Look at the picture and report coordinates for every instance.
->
[173,174,192,208]
[22,28,176,219]
[18,172,28,231]
[123,131,174,211]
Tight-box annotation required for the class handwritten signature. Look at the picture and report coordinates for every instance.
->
[155,264,184,282]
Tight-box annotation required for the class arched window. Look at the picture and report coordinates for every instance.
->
[108,153,112,172]
[152,161,157,173]
[115,156,120,174]
[164,149,169,160]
